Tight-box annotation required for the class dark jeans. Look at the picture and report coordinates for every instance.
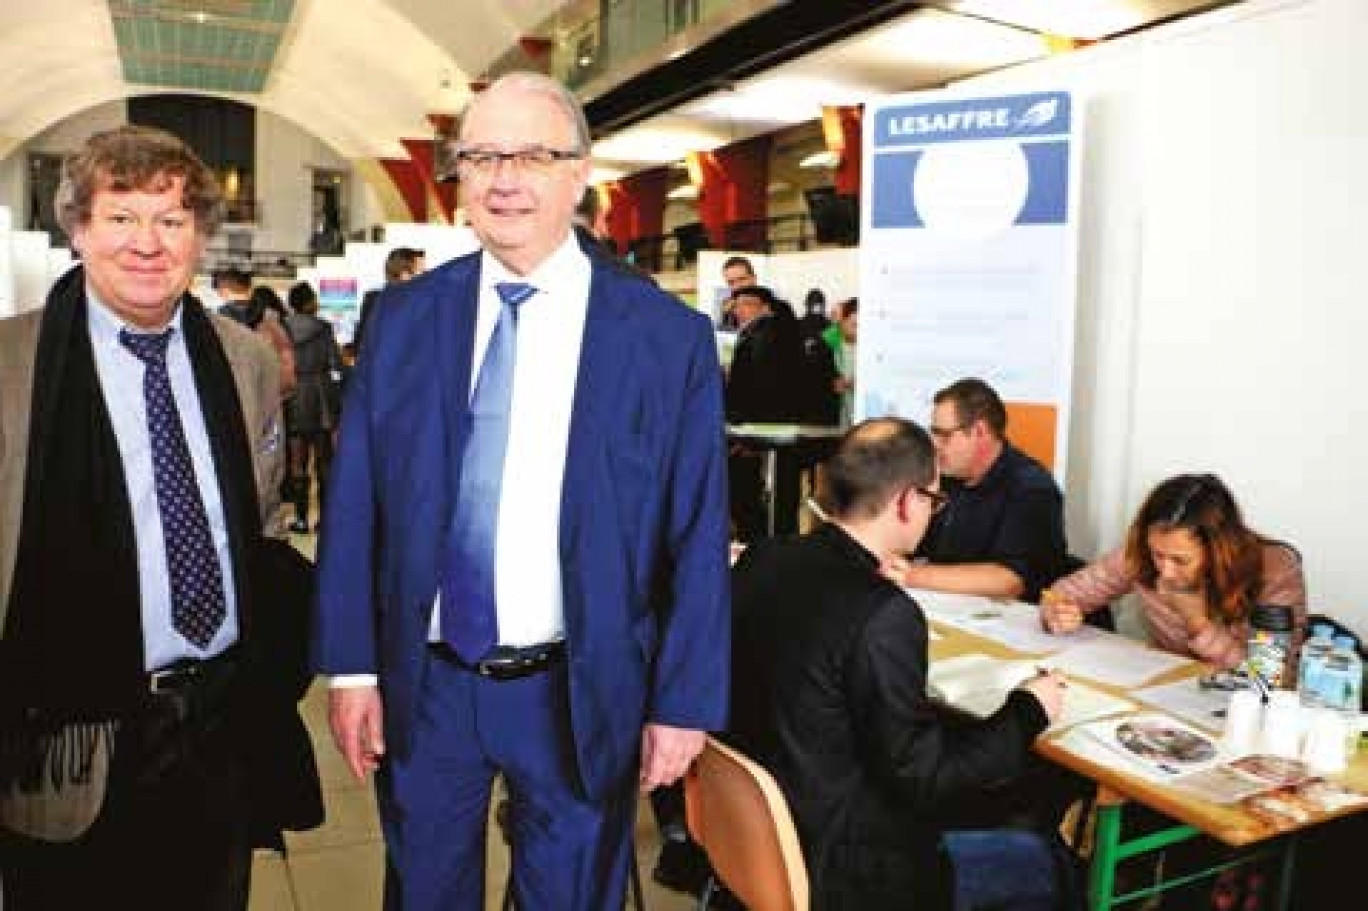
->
[945,830,1062,911]
[288,430,334,523]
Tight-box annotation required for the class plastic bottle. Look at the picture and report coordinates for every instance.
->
[1247,604,1295,689]
[1322,635,1363,714]
[1298,622,1336,707]
[1321,635,1363,754]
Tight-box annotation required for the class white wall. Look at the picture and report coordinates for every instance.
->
[960,0,1368,629]
[254,109,353,254]
[0,102,386,258]
[0,100,129,222]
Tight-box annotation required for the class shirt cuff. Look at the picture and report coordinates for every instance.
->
[330,674,379,688]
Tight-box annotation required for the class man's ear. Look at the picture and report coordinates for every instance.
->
[892,486,913,524]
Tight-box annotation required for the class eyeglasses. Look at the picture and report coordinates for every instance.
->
[927,423,968,441]
[914,486,949,514]
[453,146,584,178]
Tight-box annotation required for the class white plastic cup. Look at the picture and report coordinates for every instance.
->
[1301,708,1349,773]
[1224,688,1262,754]
[1259,691,1304,758]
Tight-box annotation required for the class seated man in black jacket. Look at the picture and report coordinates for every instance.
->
[729,418,1068,910]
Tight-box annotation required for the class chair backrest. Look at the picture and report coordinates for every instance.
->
[684,737,809,911]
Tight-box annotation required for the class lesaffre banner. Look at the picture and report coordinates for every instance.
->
[857,88,1081,480]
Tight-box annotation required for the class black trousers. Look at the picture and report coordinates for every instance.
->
[0,689,253,910]
[728,449,801,543]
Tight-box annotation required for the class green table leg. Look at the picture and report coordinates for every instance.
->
[1089,803,1123,909]
[1276,834,1297,911]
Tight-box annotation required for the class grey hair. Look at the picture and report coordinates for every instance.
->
[460,71,592,154]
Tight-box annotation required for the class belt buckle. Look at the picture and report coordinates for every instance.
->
[148,666,181,694]
[148,662,201,694]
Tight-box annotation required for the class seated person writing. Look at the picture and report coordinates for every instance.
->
[1042,473,1306,669]
[887,378,1067,602]
[729,418,1070,910]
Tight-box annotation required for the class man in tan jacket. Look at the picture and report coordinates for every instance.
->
[0,125,311,909]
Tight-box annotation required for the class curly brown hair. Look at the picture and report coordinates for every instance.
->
[1123,473,1266,622]
[55,125,223,237]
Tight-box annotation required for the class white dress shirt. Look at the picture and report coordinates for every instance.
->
[333,233,590,688]
[87,291,240,671]
[429,235,590,645]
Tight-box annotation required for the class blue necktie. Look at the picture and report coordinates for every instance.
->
[440,281,535,661]
[120,328,226,649]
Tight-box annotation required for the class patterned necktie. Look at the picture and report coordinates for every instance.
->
[440,281,536,661]
[120,328,227,649]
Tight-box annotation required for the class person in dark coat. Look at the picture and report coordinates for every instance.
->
[283,281,343,533]
[725,284,807,541]
[0,124,321,910]
[729,418,1069,910]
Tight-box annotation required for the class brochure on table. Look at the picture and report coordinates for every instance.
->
[1056,712,1368,815]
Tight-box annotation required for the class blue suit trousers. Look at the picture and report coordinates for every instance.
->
[378,649,637,910]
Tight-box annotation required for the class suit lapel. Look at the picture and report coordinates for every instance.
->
[559,261,634,552]
[182,298,259,634]
[436,258,480,512]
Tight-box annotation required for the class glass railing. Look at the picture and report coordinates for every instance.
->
[547,0,780,91]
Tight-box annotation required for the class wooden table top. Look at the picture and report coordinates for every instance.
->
[928,612,1368,847]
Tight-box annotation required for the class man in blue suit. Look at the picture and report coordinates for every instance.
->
[312,71,731,910]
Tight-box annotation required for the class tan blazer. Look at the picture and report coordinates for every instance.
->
[0,304,285,637]
[0,299,284,841]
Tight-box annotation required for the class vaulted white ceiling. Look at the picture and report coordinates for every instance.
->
[0,0,565,162]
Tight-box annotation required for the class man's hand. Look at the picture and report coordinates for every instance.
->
[640,723,707,793]
[328,685,386,783]
[1019,670,1068,724]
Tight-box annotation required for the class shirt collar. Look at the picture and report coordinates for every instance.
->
[480,231,588,297]
[85,285,185,348]
[970,442,1017,492]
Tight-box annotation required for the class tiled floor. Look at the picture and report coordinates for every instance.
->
[250,532,698,911]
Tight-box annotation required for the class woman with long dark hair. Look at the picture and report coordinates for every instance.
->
[1042,473,1305,668]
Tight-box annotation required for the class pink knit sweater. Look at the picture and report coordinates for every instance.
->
[1050,543,1306,669]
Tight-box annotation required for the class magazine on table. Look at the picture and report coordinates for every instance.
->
[1060,713,1368,807]
[1238,777,1368,828]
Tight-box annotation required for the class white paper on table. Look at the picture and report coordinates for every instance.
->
[906,588,999,625]
[919,595,1104,655]
[1131,678,1230,733]
[968,604,1107,654]
[1048,639,1194,688]
[928,654,1136,730]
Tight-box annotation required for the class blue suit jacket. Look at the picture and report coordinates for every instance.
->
[312,243,731,800]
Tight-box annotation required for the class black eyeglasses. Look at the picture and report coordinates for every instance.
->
[927,423,968,441]
[453,146,584,176]
[914,486,949,514]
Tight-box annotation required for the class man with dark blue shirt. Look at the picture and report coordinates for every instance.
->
[893,378,1067,602]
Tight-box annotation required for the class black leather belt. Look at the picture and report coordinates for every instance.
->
[147,649,238,695]
[430,640,566,681]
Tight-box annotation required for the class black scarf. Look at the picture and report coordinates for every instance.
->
[0,267,261,786]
